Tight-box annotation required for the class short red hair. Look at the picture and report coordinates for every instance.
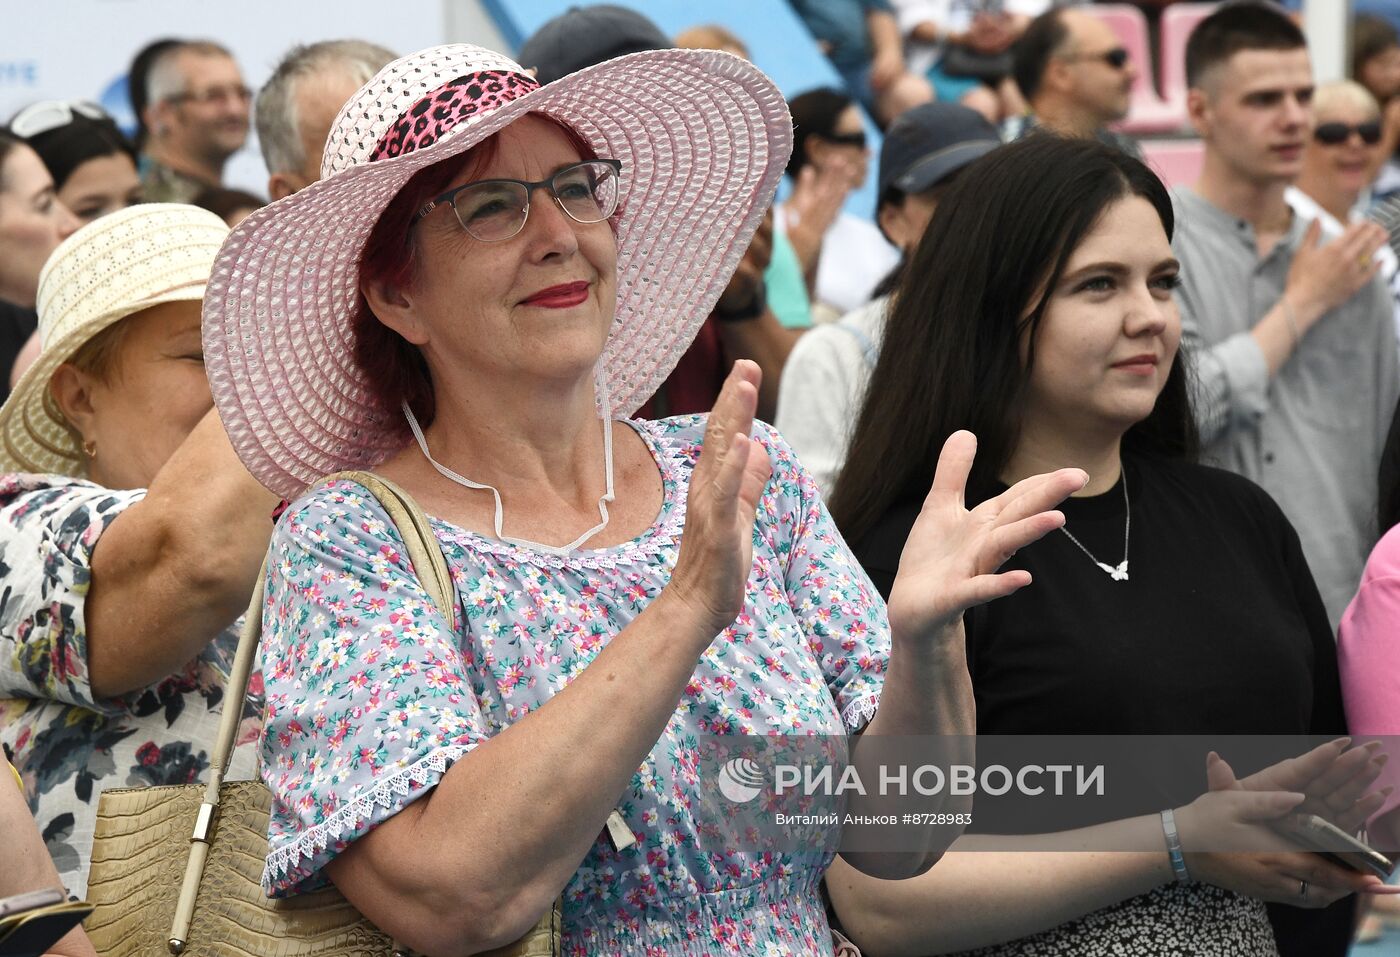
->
[352,115,600,431]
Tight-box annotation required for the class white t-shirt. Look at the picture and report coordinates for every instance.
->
[775,296,889,493]
[812,213,901,317]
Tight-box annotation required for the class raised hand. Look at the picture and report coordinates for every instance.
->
[666,361,773,635]
[884,431,1087,643]
[1208,742,1390,838]
[1285,218,1387,332]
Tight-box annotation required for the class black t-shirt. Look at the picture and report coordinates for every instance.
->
[851,451,1351,955]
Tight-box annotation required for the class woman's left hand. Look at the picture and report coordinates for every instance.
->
[1209,742,1391,835]
[885,431,1086,645]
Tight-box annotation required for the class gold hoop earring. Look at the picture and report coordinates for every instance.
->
[82,439,96,460]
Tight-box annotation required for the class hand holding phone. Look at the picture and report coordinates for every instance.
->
[1273,813,1396,880]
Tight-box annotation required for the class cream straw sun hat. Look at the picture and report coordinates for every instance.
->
[0,203,229,475]
[201,43,793,501]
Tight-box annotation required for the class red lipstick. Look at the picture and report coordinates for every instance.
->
[521,281,590,309]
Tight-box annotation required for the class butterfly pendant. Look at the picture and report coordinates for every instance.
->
[1095,560,1130,581]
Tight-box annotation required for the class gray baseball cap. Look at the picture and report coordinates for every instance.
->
[517,5,671,85]
[876,103,1002,214]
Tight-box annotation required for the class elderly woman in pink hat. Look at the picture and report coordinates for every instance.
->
[201,44,1084,956]
[0,203,278,898]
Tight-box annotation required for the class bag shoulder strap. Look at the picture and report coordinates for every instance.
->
[325,470,454,618]
[171,471,454,954]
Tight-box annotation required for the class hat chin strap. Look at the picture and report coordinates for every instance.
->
[401,369,615,556]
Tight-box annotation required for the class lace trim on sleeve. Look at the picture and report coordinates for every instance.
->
[262,742,471,893]
[841,693,880,733]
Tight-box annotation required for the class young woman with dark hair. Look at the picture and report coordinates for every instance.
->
[12,102,142,224]
[0,131,79,395]
[826,135,1383,955]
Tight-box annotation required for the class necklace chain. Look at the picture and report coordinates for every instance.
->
[1058,473,1130,581]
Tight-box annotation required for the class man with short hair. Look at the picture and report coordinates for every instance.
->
[255,40,397,200]
[140,41,251,203]
[1005,7,1139,155]
[776,102,1001,490]
[1173,9,1396,946]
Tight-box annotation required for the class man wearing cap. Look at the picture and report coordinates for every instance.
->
[776,102,1000,491]
[1003,8,1140,157]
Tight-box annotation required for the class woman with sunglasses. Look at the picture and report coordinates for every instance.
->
[201,44,1085,956]
[781,87,899,318]
[10,101,143,225]
[4,103,146,387]
[1289,81,1400,355]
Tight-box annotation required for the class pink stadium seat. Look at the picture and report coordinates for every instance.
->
[1092,4,1184,135]
[1141,138,1204,189]
[1160,3,1218,114]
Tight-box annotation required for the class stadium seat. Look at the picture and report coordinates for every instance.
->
[1141,138,1204,189]
[1092,5,1184,135]
[1159,4,1218,117]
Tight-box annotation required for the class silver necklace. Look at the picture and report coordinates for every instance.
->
[1058,473,1130,581]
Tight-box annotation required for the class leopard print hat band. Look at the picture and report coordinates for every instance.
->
[370,71,542,163]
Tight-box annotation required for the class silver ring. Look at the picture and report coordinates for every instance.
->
[1299,879,1309,899]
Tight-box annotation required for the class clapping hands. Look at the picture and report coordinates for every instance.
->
[884,431,1087,644]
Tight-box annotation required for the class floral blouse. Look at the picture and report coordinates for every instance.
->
[260,416,890,957]
[0,475,260,897]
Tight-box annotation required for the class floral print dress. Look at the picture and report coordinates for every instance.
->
[260,416,890,957]
[0,475,261,896]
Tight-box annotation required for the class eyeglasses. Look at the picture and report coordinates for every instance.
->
[9,100,109,138]
[1314,121,1383,146]
[415,159,623,242]
[1063,47,1131,70]
[167,85,253,106]
[824,130,868,149]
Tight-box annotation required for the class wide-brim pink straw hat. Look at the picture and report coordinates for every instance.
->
[202,43,792,501]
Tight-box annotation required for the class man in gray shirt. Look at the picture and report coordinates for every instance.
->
[1173,3,1397,628]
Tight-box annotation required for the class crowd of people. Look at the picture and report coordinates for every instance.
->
[3,1,1400,956]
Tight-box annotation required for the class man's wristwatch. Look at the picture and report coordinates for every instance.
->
[714,280,767,323]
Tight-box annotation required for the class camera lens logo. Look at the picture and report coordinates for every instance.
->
[718,757,766,803]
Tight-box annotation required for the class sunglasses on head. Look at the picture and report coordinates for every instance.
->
[9,100,109,139]
[1314,121,1383,146]
[824,130,868,149]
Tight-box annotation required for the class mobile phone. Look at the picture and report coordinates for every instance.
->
[0,890,92,957]
[1274,813,1396,880]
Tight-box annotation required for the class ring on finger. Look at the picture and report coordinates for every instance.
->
[1298,879,1309,899]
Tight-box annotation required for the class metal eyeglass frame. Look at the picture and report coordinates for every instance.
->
[413,158,623,241]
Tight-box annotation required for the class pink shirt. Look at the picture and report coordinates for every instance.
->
[1338,523,1400,840]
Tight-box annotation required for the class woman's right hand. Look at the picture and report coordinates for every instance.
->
[1176,785,1393,907]
[666,361,773,637]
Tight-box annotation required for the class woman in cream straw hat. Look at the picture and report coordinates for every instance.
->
[202,42,1083,955]
[0,202,277,897]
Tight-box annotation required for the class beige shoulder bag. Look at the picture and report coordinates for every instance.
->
[83,472,562,957]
